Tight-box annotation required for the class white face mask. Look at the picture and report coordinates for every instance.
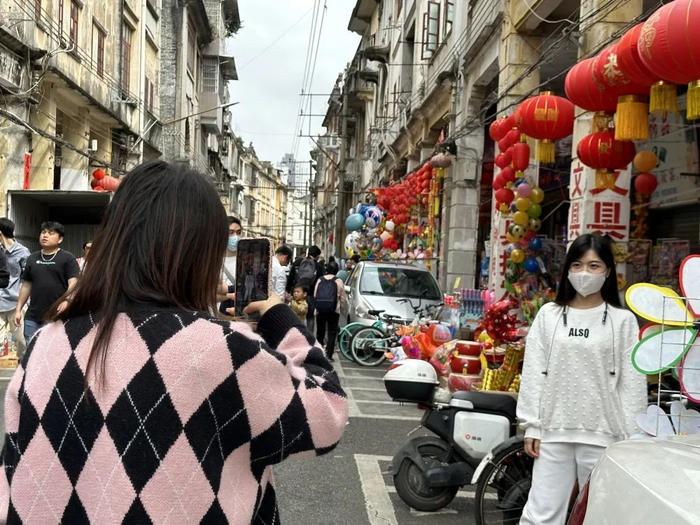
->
[568,271,607,297]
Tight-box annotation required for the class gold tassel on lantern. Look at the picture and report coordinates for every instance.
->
[688,81,700,121]
[615,95,649,141]
[537,140,555,164]
[649,81,678,116]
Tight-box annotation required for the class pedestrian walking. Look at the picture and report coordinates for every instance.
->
[75,240,92,271]
[218,216,242,314]
[314,261,346,361]
[13,221,79,345]
[517,233,646,525]
[272,245,293,299]
[0,218,30,358]
[0,160,347,524]
[287,245,325,332]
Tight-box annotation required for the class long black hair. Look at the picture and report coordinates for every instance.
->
[555,233,621,307]
[47,160,228,382]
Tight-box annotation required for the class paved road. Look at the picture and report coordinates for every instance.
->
[0,360,475,524]
[275,357,477,525]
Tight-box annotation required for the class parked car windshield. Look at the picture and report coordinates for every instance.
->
[359,266,441,299]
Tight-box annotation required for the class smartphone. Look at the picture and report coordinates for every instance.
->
[234,238,272,318]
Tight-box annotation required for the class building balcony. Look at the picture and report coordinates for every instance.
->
[200,91,223,135]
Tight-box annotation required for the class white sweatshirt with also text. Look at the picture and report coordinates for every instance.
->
[517,302,647,447]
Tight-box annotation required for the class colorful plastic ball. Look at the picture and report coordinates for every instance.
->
[346,213,365,231]
[515,197,531,212]
[516,183,532,198]
[510,249,525,264]
[528,237,543,251]
[509,224,526,240]
[524,258,539,273]
[513,211,529,226]
[527,204,542,218]
[529,218,542,231]
[530,187,544,204]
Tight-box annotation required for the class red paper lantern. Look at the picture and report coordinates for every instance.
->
[515,93,575,163]
[505,128,521,145]
[92,168,106,181]
[497,137,511,153]
[565,58,619,114]
[499,166,516,184]
[634,172,658,196]
[489,119,506,142]
[593,44,651,141]
[639,0,700,119]
[511,142,530,171]
[576,131,636,171]
[493,173,505,191]
[495,188,514,205]
[495,151,512,169]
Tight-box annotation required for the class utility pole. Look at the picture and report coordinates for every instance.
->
[309,160,314,249]
[303,179,309,249]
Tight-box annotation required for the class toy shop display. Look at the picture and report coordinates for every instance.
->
[344,162,445,267]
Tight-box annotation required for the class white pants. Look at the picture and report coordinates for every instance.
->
[520,442,605,525]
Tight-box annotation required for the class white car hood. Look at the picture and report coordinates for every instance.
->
[584,435,700,524]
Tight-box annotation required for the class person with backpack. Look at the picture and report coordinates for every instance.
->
[314,260,346,360]
[287,245,325,331]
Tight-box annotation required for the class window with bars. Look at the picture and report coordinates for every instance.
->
[144,77,156,112]
[202,57,218,92]
[187,22,196,75]
[121,22,133,93]
[69,1,79,46]
[443,0,454,38]
[93,23,105,77]
[421,1,440,60]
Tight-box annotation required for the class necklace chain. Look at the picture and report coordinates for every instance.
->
[41,249,59,262]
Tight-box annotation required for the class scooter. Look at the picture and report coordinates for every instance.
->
[384,359,532,523]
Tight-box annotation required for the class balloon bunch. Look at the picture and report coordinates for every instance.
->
[375,162,435,227]
[344,204,390,258]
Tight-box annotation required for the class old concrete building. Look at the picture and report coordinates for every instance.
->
[159,0,239,200]
[0,0,164,210]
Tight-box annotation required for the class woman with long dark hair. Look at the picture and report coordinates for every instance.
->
[0,161,348,524]
[517,234,646,525]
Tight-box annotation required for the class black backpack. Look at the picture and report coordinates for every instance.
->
[315,278,338,314]
[296,257,317,285]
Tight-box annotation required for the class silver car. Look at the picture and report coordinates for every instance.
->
[344,261,443,324]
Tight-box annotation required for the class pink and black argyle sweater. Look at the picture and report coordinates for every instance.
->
[0,304,348,524]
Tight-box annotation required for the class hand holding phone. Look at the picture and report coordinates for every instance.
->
[234,238,272,318]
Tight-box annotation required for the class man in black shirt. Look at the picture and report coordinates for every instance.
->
[14,222,80,344]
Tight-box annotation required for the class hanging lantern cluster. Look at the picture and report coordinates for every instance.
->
[375,162,437,229]
[90,169,120,192]
[489,113,546,268]
[514,92,575,164]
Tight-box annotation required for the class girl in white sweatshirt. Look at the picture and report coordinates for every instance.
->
[517,234,647,525]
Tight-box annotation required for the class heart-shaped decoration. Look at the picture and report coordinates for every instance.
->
[636,405,675,437]
[669,400,700,435]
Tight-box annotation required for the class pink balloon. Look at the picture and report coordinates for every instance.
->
[516,183,532,198]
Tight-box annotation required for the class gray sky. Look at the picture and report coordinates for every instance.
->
[228,0,360,167]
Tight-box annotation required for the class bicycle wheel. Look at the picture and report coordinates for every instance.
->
[351,326,388,366]
[474,438,533,525]
[338,323,362,362]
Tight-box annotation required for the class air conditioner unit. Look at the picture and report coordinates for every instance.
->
[88,139,98,152]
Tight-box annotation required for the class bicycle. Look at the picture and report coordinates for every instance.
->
[350,298,442,367]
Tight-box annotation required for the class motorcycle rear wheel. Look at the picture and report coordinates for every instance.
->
[393,437,459,512]
[473,438,533,525]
